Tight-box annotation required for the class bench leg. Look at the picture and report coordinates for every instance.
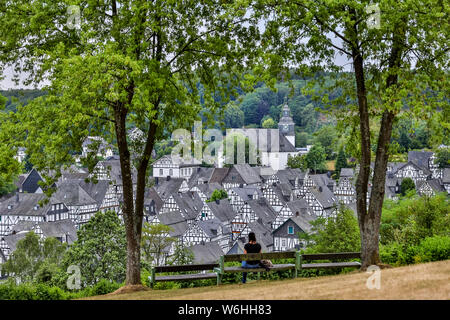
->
[217,274,222,286]
[257,272,260,281]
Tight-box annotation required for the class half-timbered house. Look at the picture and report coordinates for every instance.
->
[335,168,357,204]
[272,211,316,252]
[272,198,313,230]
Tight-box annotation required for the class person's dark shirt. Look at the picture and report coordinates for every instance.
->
[244,242,261,265]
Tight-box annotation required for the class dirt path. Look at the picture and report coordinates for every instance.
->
[86,260,450,300]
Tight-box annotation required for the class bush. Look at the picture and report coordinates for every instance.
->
[89,279,121,296]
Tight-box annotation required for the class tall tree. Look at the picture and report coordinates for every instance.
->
[335,147,348,179]
[0,1,259,285]
[255,0,449,268]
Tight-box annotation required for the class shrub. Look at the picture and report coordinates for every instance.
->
[414,235,450,263]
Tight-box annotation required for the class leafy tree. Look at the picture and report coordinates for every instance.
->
[287,153,307,171]
[223,102,245,129]
[261,116,277,129]
[207,189,228,202]
[0,1,259,285]
[335,148,348,179]
[434,147,450,169]
[141,223,176,267]
[301,205,361,253]
[61,211,127,287]
[168,242,195,266]
[296,131,311,148]
[313,125,338,160]
[2,232,67,283]
[400,178,416,196]
[305,144,327,173]
[256,0,449,269]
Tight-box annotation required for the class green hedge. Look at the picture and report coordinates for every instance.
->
[380,235,450,266]
[0,278,122,300]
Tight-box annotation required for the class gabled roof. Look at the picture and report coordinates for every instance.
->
[417,179,445,193]
[172,192,203,220]
[78,180,110,206]
[197,218,223,238]
[396,161,432,176]
[206,199,236,222]
[158,210,186,226]
[95,158,137,184]
[233,164,262,184]
[247,220,273,248]
[286,199,313,216]
[231,186,263,201]
[38,219,78,244]
[442,168,450,183]
[340,168,355,178]
[245,198,277,224]
[408,151,433,170]
[189,241,223,264]
[309,186,337,209]
[2,232,28,252]
[144,187,164,213]
[187,167,215,188]
[276,211,317,234]
[193,182,224,199]
[154,177,185,200]
[0,193,49,217]
[310,174,335,189]
[166,220,189,237]
[53,180,98,206]
[11,220,36,233]
[209,168,230,184]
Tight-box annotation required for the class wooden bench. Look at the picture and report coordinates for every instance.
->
[214,251,300,285]
[215,251,361,285]
[299,252,362,270]
[149,263,219,288]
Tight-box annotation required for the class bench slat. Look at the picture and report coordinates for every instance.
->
[223,264,296,273]
[224,251,297,262]
[301,252,361,261]
[154,263,219,273]
[154,273,218,282]
[301,262,361,269]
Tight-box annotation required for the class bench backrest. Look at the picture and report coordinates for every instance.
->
[154,263,219,273]
[301,252,361,261]
[223,251,297,262]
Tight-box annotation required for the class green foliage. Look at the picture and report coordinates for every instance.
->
[313,125,338,160]
[400,178,416,196]
[287,153,307,170]
[296,131,311,148]
[168,242,194,266]
[141,223,176,267]
[304,144,327,173]
[261,116,277,129]
[223,102,245,129]
[206,189,228,202]
[2,232,67,283]
[60,211,127,288]
[335,147,348,179]
[300,205,361,253]
[434,147,450,168]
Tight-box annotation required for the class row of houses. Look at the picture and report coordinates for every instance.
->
[1,149,448,265]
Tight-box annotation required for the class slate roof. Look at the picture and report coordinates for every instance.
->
[197,218,223,238]
[233,164,262,184]
[231,186,263,201]
[310,186,338,209]
[340,168,355,178]
[442,168,450,184]
[417,179,446,193]
[247,220,273,248]
[396,161,432,176]
[154,177,185,200]
[188,241,223,264]
[144,187,164,214]
[0,193,49,217]
[209,168,230,184]
[96,159,138,184]
[283,211,317,234]
[286,199,313,216]
[11,220,36,233]
[2,232,28,252]
[166,221,189,237]
[158,211,186,226]
[206,199,236,222]
[408,151,433,170]
[187,167,215,188]
[172,192,203,220]
[77,180,110,206]
[38,219,78,244]
[246,198,277,224]
[193,182,224,198]
[310,174,336,190]
[53,180,98,206]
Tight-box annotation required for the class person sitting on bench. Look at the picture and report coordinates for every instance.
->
[241,232,268,283]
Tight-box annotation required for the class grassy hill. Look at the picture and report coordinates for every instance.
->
[85,260,449,300]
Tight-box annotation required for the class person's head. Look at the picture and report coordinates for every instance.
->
[248,232,256,243]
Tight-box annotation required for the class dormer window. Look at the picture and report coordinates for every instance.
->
[34,205,39,211]
[7,204,12,210]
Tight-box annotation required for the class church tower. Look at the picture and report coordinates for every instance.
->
[278,99,295,147]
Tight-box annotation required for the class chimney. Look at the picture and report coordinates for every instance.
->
[15,193,19,203]
[295,211,299,217]
[155,177,159,185]
[215,199,220,204]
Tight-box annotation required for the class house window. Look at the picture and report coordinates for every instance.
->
[288,226,294,234]
[169,169,173,176]
[159,169,163,175]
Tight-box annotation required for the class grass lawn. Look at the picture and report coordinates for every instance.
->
[83,259,450,300]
